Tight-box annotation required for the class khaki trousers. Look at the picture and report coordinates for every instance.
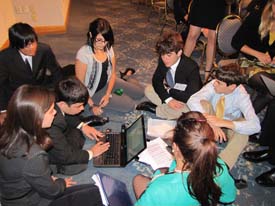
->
[145,85,189,120]
[201,100,248,170]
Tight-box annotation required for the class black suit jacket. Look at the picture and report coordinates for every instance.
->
[0,42,62,110]
[47,104,89,166]
[152,55,202,103]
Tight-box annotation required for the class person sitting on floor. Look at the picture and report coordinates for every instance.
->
[0,85,103,206]
[136,30,202,120]
[75,17,144,115]
[47,77,110,175]
[0,22,63,125]
[133,111,237,206]
[243,97,275,187]
[187,63,261,172]
[231,0,274,114]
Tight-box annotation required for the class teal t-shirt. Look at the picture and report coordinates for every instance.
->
[135,158,236,206]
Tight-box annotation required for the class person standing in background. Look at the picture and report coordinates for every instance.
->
[184,0,226,80]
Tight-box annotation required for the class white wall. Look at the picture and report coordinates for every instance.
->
[0,0,70,49]
[0,0,16,48]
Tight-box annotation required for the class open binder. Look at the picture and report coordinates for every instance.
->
[92,172,133,206]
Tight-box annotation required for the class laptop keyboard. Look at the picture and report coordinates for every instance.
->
[99,133,121,165]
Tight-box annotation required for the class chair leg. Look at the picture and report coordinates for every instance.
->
[147,8,153,22]
[160,18,167,35]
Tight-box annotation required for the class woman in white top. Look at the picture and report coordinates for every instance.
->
[75,18,144,115]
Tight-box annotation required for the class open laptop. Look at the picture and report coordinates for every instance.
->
[261,75,275,96]
[93,115,146,167]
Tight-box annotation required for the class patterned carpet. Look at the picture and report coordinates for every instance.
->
[39,0,275,205]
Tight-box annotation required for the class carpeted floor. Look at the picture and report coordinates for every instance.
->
[39,0,275,205]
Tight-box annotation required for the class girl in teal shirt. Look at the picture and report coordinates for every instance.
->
[133,111,236,206]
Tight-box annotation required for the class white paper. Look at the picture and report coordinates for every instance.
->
[138,137,173,170]
[147,118,176,139]
[92,174,109,206]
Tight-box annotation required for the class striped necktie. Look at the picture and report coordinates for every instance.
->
[216,96,225,119]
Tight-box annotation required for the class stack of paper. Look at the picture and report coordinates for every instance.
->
[138,137,174,170]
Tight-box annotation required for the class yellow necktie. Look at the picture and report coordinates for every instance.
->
[216,96,225,119]
[269,31,275,45]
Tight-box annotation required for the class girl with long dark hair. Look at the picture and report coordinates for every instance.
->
[133,111,236,206]
[0,85,102,206]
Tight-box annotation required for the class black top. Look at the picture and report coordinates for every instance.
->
[232,7,275,60]
[96,59,108,93]
[188,0,226,30]
[173,0,191,24]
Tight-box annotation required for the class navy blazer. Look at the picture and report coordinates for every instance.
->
[0,42,62,110]
[152,55,202,103]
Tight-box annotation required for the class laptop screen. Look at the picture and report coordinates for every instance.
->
[126,115,146,163]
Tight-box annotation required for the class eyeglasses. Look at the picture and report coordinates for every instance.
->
[95,38,107,43]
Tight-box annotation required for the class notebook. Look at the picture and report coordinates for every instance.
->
[261,75,275,96]
[93,115,146,167]
[92,172,133,206]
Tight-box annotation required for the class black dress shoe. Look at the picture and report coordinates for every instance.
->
[249,134,259,143]
[136,101,156,114]
[234,178,248,189]
[256,168,275,187]
[80,115,109,126]
[243,149,269,163]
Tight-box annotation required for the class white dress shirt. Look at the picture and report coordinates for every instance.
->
[19,52,33,70]
[187,80,261,135]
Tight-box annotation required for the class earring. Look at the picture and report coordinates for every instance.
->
[172,149,175,153]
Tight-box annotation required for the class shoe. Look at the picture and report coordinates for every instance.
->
[136,101,156,114]
[234,178,248,189]
[120,68,135,81]
[243,149,269,163]
[249,134,259,143]
[80,115,109,127]
[256,168,275,187]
